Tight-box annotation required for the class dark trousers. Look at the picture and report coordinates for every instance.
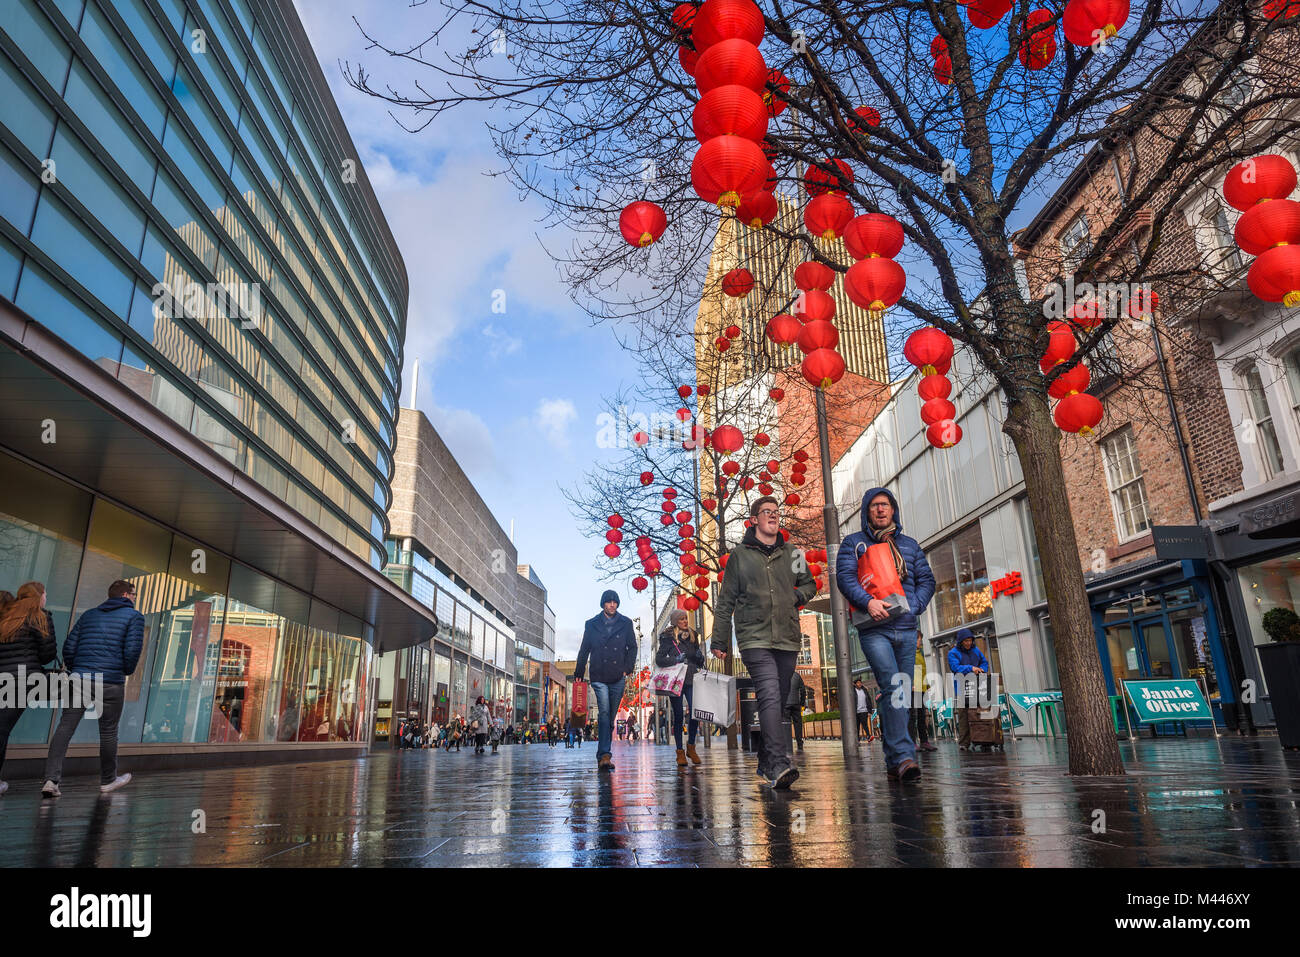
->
[908,707,930,744]
[856,710,873,738]
[0,705,25,774]
[739,647,797,780]
[44,682,125,786]
[669,684,699,750]
[787,706,803,746]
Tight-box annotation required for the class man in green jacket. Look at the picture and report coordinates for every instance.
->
[711,497,817,790]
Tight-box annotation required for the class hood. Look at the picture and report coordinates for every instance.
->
[97,597,136,613]
[741,524,784,554]
[600,589,620,609]
[860,487,902,536]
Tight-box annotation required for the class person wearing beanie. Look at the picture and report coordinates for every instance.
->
[947,628,990,751]
[573,589,637,771]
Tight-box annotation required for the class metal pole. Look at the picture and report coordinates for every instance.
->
[815,388,860,765]
[691,441,711,751]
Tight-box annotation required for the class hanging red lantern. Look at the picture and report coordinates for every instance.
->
[679,46,700,76]
[680,524,697,538]
[681,538,696,551]
[794,290,837,323]
[692,133,768,208]
[662,501,676,512]
[1223,155,1298,211]
[1042,320,1076,367]
[968,0,1012,28]
[633,431,650,446]
[725,324,742,339]
[793,450,809,463]
[759,470,771,482]
[930,36,948,57]
[693,38,767,94]
[1047,362,1091,400]
[702,497,717,511]
[917,374,951,401]
[1067,300,1104,330]
[640,471,654,486]
[608,514,624,528]
[691,588,707,603]
[767,459,780,472]
[606,529,623,544]
[804,158,854,196]
[797,319,840,354]
[619,201,667,247]
[740,477,755,491]
[844,257,907,318]
[722,268,755,297]
[711,424,744,454]
[766,313,801,345]
[1063,0,1129,46]
[801,349,846,389]
[684,596,700,611]
[794,261,836,291]
[736,190,778,228]
[1248,244,1300,307]
[1018,9,1056,70]
[715,336,731,351]
[903,328,954,375]
[755,432,771,446]
[851,105,881,133]
[808,563,823,578]
[721,460,740,476]
[1128,288,1159,319]
[758,482,773,494]
[1054,393,1104,435]
[694,575,710,589]
[805,193,855,240]
[769,388,784,402]
[1264,0,1300,17]
[763,69,790,116]
[926,420,963,448]
[664,487,678,499]
[933,54,953,86]
[843,213,905,261]
[690,0,765,52]
[676,510,692,524]
[632,575,649,592]
[676,407,692,422]
[693,85,769,144]
[661,514,675,526]
[791,462,807,474]
[921,398,957,425]
[784,493,801,506]
[672,2,698,32]
[790,473,806,486]
[604,543,621,559]
[698,384,710,397]
[1234,199,1300,255]
[678,385,693,399]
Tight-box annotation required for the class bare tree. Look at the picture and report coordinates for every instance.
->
[346,0,1300,774]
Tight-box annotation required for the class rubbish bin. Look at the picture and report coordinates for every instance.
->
[737,678,758,752]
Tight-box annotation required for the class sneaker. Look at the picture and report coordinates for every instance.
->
[772,766,800,790]
[0,781,7,796]
[41,780,60,798]
[99,773,132,794]
[598,754,613,772]
[921,743,938,752]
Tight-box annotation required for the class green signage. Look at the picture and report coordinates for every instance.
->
[1007,691,1062,711]
[1122,680,1212,723]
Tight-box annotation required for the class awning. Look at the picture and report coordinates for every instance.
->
[0,306,435,652]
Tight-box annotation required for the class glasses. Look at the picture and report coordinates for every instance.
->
[756,509,780,518]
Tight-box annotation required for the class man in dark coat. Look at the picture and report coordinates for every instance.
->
[785,670,807,753]
[836,487,936,783]
[573,589,637,771]
[42,579,145,797]
[948,628,991,751]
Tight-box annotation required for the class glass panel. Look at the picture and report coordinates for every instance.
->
[929,540,961,632]
[1105,624,1141,690]
[954,524,991,625]
[1142,622,1175,678]
[79,3,164,134]
[169,64,233,175]
[0,52,56,158]
[0,142,39,237]
[14,262,125,369]
[114,0,178,84]
[62,61,157,194]
[1169,608,1217,701]
[2,0,73,91]
[452,657,468,717]
[27,194,135,317]
[49,125,146,252]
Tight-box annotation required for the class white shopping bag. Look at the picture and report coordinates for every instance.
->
[651,662,688,697]
[691,665,737,727]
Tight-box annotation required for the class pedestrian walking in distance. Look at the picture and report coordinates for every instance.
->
[786,669,807,754]
[656,608,706,768]
[837,487,935,783]
[911,630,937,752]
[0,583,58,796]
[469,697,491,754]
[42,579,145,797]
[948,629,990,751]
[711,497,816,791]
[573,589,637,772]
[853,678,876,743]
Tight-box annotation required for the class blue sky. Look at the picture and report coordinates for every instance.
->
[293,1,656,657]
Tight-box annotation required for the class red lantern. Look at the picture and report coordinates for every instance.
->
[805,193,855,240]
[1223,155,1298,211]
[692,133,768,208]
[769,388,784,402]
[1234,199,1300,256]
[604,543,621,559]
[1248,244,1300,307]
[693,85,769,144]
[790,473,806,486]
[662,501,675,513]
[1054,393,1104,435]
[794,289,836,322]
[678,384,693,399]
[676,407,692,422]
[766,314,801,345]
[608,514,624,528]
[681,538,696,551]
[736,190,778,228]
[918,374,951,401]
[933,54,953,86]
[664,487,678,499]
[1128,288,1159,318]
[619,201,667,247]
[1018,9,1056,70]
[921,398,957,425]
[1048,362,1091,400]
[632,575,649,592]
[715,336,731,351]
[844,257,907,317]
[694,575,710,589]
[767,459,780,472]
[763,69,790,116]
[690,0,765,52]
[680,524,697,538]
[676,510,692,524]
[722,268,755,297]
[851,105,881,133]
[808,563,823,578]
[842,213,905,261]
[711,424,744,454]
[721,460,740,476]
[926,420,963,448]
[1042,320,1076,367]
[702,498,717,511]
[1264,0,1300,17]
[679,46,700,76]
[755,432,771,446]
[967,0,1012,28]
[758,482,773,494]
[794,261,836,291]
[802,348,846,389]
[1063,0,1129,46]
[661,514,675,526]
[1067,300,1104,330]
[684,597,700,611]
[693,38,767,94]
[606,529,623,544]
[797,319,839,354]
[725,324,742,339]
[633,430,650,446]
[698,384,710,396]
[672,2,698,32]
[904,328,954,375]
[804,158,854,197]
[759,470,771,482]
[640,471,654,486]
[784,493,801,506]
[791,462,807,474]
[793,450,809,463]
[930,36,948,57]
[740,477,755,491]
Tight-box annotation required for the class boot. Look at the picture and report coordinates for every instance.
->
[598,753,613,772]
[676,748,687,767]
[685,744,701,766]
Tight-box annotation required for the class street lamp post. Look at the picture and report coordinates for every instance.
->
[815,388,860,765]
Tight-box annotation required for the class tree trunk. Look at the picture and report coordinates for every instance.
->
[1003,391,1125,776]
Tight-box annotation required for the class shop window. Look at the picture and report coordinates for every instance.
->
[1100,427,1151,542]
[1241,363,1285,480]
[1282,348,1300,438]
[954,524,991,623]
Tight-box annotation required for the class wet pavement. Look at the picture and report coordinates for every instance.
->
[1,736,1298,867]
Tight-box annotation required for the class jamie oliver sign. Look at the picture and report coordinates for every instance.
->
[1122,679,1212,723]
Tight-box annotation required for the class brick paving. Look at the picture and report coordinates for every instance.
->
[1,736,1298,867]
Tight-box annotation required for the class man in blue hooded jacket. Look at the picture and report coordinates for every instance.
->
[573,589,638,772]
[836,487,935,781]
[947,628,991,750]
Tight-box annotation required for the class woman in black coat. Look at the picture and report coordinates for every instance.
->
[0,583,59,793]
[656,608,707,768]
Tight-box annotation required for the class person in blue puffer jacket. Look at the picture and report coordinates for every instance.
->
[947,628,991,751]
[41,580,145,797]
[836,487,935,783]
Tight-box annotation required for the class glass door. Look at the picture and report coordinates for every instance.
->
[1104,623,1142,692]
[1136,617,1177,678]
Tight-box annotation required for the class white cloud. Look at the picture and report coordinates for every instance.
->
[482,323,523,358]
[535,398,577,448]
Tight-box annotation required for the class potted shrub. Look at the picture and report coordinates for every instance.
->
[1259,608,1300,750]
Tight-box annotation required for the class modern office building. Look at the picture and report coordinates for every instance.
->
[514,564,562,724]
[0,0,434,773]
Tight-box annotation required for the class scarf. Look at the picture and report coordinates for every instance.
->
[870,521,908,581]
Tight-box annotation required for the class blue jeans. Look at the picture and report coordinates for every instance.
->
[669,683,698,750]
[858,627,917,769]
[590,679,625,759]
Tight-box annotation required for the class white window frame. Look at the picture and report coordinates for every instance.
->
[1100,427,1152,543]
[1239,362,1286,481]
[1059,213,1091,275]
